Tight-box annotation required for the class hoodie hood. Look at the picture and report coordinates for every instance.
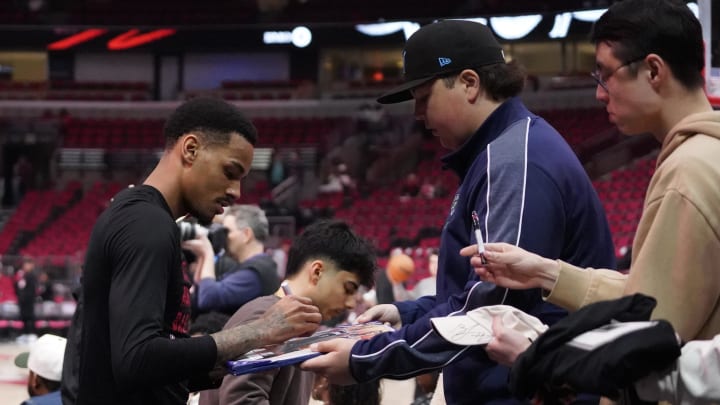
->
[659,111,720,166]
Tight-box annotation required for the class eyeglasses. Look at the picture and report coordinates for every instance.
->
[590,56,645,92]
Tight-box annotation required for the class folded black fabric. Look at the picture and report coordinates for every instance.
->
[510,294,681,401]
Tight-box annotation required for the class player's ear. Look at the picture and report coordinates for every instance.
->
[181,133,200,165]
[309,260,324,286]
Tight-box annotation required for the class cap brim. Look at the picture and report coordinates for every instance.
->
[430,315,493,346]
[376,76,436,104]
[432,306,549,347]
[14,352,29,368]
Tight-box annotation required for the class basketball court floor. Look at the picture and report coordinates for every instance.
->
[0,340,32,404]
[0,338,416,405]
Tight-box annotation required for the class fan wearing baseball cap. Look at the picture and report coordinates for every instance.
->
[302,20,615,403]
[14,334,67,405]
[376,20,506,105]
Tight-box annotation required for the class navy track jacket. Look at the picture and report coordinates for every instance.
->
[349,98,616,404]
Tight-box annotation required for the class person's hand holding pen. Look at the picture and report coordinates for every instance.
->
[471,211,488,265]
[459,242,560,291]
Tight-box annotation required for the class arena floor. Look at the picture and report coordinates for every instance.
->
[0,339,416,405]
[0,340,31,404]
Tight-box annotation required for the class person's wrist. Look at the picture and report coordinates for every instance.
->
[212,322,264,362]
[203,246,214,257]
[537,258,560,291]
[200,260,216,279]
[243,319,268,345]
[250,318,278,345]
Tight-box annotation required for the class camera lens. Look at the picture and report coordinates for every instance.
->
[178,222,209,241]
[178,222,196,241]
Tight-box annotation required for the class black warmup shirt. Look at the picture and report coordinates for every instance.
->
[62,185,217,405]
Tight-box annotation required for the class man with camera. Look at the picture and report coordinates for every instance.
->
[182,204,280,316]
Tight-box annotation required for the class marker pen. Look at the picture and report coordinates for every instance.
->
[471,210,487,264]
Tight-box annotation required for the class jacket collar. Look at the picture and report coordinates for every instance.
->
[441,97,532,179]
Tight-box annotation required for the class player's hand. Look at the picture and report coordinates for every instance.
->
[257,295,322,344]
[356,304,401,329]
[300,338,358,385]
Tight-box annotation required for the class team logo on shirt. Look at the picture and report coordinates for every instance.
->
[450,190,460,216]
[449,192,460,219]
[171,269,192,335]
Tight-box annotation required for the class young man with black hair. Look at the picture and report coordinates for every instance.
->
[61,98,322,405]
[302,20,615,404]
[200,220,377,405]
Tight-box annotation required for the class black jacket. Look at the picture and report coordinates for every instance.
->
[511,294,681,402]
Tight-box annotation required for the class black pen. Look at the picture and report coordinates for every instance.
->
[471,211,488,264]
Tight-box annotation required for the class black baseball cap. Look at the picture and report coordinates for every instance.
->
[377,20,506,104]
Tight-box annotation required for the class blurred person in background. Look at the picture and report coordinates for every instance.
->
[268,149,289,188]
[204,212,238,280]
[15,334,67,405]
[400,172,421,198]
[0,263,18,303]
[373,251,414,306]
[15,155,34,201]
[61,97,321,405]
[411,249,438,299]
[268,239,291,280]
[36,272,55,302]
[318,161,356,195]
[15,257,38,343]
[184,204,280,316]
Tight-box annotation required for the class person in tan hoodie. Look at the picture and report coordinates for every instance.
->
[459,0,720,378]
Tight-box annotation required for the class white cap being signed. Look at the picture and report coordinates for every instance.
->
[430,305,548,346]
